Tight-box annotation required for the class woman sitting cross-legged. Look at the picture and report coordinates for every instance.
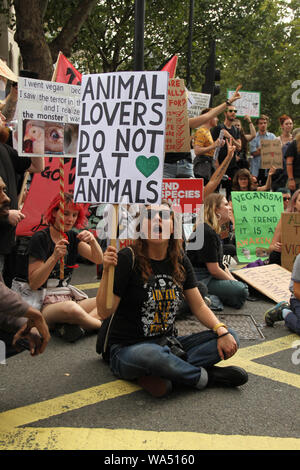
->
[27,192,103,342]
[96,201,248,398]
[187,193,249,309]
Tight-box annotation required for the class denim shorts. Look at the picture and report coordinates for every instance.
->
[163,160,193,178]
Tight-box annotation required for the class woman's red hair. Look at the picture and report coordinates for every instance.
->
[44,192,88,228]
[279,114,292,126]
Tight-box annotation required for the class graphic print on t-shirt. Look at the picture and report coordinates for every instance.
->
[141,274,182,336]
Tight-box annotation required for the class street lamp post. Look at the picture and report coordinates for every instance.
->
[134,0,145,71]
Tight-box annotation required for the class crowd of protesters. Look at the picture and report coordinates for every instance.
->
[0,65,299,399]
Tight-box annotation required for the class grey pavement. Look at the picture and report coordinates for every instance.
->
[0,261,299,450]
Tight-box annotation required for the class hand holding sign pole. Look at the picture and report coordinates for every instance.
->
[51,56,66,279]
[106,204,118,309]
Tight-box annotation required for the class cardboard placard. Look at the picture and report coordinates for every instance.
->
[17,77,80,158]
[74,71,168,204]
[165,78,190,153]
[231,191,283,262]
[261,139,283,169]
[233,264,291,303]
[227,89,260,118]
[281,212,300,272]
[162,178,203,213]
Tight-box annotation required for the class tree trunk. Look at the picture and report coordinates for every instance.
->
[49,0,98,62]
[13,0,54,80]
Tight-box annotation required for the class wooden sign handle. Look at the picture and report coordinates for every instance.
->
[18,171,30,209]
[106,204,118,309]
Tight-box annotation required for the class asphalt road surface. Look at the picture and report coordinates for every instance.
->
[0,261,299,452]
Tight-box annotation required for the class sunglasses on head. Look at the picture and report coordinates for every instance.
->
[145,209,171,221]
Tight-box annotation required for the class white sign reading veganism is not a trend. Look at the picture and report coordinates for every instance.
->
[74,71,169,205]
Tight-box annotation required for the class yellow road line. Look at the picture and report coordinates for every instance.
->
[237,334,299,360]
[0,335,299,450]
[220,334,300,388]
[74,282,99,290]
[0,428,299,450]
[0,380,139,431]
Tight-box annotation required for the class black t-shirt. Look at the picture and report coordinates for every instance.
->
[211,124,240,176]
[286,140,300,177]
[187,223,225,270]
[108,247,197,346]
[28,227,80,287]
[0,144,31,254]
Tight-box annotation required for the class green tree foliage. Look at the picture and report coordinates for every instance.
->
[0,0,298,128]
[213,0,300,132]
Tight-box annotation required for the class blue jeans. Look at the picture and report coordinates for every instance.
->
[286,298,300,335]
[194,267,249,309]
[163,160,193,178]
[109,328,239,388]
[250,155,261,177]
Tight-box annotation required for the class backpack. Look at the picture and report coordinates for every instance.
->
[96,246,135,362]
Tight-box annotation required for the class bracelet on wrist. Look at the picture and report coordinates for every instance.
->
[288,177,294,180]
[217,332,230,339]
[212,322,227,333]
[225,99,231,106]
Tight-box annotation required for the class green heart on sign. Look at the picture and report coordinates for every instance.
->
[135,155,159,178]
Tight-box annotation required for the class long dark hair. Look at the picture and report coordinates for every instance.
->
[132,201,186,288]
[232,168,254,191]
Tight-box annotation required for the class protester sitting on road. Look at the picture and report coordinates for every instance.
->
[25,192,103,342]
[187,193,248,310]
[229,167,276,231]
[96,201,248,397]
[268,188,300,266]
[0,176,50,357]
[264,252,300,335]
[276,187,291,211]
[231,167,276,193]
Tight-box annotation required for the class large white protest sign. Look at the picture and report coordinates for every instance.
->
[227,89,260,118]
[18,77,80,158]
[74,71,168,204]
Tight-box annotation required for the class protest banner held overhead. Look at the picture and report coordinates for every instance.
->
[165,78,191,153]
[16,56,82,237]
[261,139,283,169]
[54,52,82,85]
[231,191,283,263]
[187,91,211,118]
[17,77,81,158]
[227,89,260,118]
[74,71,169,205]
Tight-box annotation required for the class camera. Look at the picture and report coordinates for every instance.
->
[156,335,187,361]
